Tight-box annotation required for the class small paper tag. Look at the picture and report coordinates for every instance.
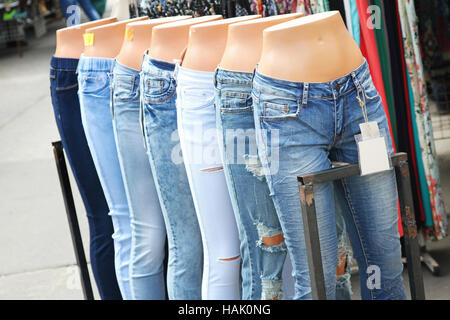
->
[359,121,380,140]
[83,33,94,47]
[357,136,391,175]
[125,28,134,41]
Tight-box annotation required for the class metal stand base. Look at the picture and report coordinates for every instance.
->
[297,152,425,300]
[52,141,94,300]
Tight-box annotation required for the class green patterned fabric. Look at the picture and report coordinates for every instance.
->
[91,0,106,17]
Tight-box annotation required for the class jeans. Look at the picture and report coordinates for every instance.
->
[140,56,203,300]
[252,59,406,300]
[59,0,100,22]
[50,56,121,300]
[214,68,287,300]
[77,56,132,299]
[176,65,241,300]
[111,60,166,300]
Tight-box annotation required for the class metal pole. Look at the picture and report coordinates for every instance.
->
[394,155,426,300]
[52,141,94,300]
[298,183,327,300]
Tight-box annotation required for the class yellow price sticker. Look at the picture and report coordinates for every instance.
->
[125,28,134,41]
[83,33,94,47]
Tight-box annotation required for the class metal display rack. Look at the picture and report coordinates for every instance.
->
[298,152,425,300]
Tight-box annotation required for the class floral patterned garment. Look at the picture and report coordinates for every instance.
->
[397,0,447,240]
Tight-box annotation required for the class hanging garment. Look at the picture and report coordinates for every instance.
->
[77,56,133,299]
[111,60,167,300]
[383,0,425,225]
[140,55,203,299]
[50,56,122,300]
[252,60,407,300]
[397,0,447,240]
[370,0,398,148]
[356,0,395,148]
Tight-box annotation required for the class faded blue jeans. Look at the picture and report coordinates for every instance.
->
[140,55,203,300]
[252,60,407,300]
[214,68,287,300]
[77,56,132,299]
[111,60,167,300]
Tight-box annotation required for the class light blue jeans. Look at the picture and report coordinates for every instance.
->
[140,55,203,300]
[77,56,132,299]
[214,68,287,300]
[111,60,167,300]
[252,60,407,300]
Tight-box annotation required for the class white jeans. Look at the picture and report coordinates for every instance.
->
[175,65,241,300]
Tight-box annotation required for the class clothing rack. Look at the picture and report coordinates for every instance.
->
[298,152,425,300]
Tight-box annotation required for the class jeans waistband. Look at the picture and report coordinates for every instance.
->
[77,54,115,73]
[142,53,176,72]
[176,65,214,87]
[50,55,79,71]
[253,58,370,100]
[214,67,253,88]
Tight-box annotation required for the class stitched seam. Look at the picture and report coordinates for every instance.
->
[55,83,78,91]
[340,178,374,300]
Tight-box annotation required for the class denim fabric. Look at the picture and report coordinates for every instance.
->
[77,56,132,299]
[50,56,122,300]
[176,65,241,300]
[140,55,203,300]
[214,68,287,300]
[252,59,406,300]
[111,60,166,300]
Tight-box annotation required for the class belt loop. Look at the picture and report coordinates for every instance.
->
[108,72,115,119]
[302,83,309,106]
[213,67,219,88]
[173,61,180,85]
[351,71,362,93]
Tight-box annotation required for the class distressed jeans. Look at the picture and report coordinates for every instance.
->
[140,55,203,300]
[252,60,407,300]
[214,68,287,300]
[176,65,241,300]
[77,56,132,299]
[111,60,166,299]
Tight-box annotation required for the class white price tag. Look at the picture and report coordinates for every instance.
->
[357,136,391,175]
[355,122,391,176]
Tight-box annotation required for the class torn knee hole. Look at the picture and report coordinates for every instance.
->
[262,233,285,247]
[218,255,240,262]
[200,166,223,173]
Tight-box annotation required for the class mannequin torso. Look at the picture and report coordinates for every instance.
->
[116,16,191,70]
[54,17,117,59]
[219,13,303,73]
[258,11,364,82]
[182,15,261,72]
[148,15,222,64]
[83,16,149,58]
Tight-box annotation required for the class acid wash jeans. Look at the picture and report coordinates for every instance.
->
[176,65,241,300]
[214,68,353,300]
[140,55,203,300]
[77,56,132,299]
[50,56,122,300]
[252,60,407,300]
[111,60,167,299]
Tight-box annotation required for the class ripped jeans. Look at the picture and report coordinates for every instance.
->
[214,68,353,300]
[176,65,241,299]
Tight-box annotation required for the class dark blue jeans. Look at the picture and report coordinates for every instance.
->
[50,56,122,300]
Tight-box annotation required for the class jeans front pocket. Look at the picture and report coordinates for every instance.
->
[221,90,252,113]
[113,75,138,102]
[143,74,175,103]
[259,95,301,122]
[78,72,109,95]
